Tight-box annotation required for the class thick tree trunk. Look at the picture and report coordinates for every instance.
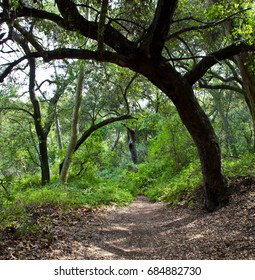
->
[137,60,228,211]
[172,88,227,211]
[170,86,228,211]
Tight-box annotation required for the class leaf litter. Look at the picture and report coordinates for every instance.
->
[0,176,255,260]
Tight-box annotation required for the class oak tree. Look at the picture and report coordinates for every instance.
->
[1,0,255,210]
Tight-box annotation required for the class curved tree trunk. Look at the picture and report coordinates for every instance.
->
[137,60,229,211]
[170,87,228,211]
[59,114,133,174]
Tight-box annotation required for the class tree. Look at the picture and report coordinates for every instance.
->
[1,0,255,210]
[60,63,85,184]
[58,62,134,177]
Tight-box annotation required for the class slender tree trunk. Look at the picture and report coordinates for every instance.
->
[55,107,63,151]
[111,129,120,151]
[29,58,50,185]
[127,127,138,164]
[234,53,255,150]
[60,64,85,184]
[39,134,50,184]
[210,91,238,157]
[15,36,52,185]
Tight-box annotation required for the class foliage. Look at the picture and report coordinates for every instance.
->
[224,154,255,178]
[0,172,135,233]
[1,0,255,230]
[145,160,202,205]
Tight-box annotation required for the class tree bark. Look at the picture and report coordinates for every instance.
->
[111,129,120,151]
[127,127,138,164]
[170,86,228,211]
[28,58,50,185]
[38,134,50,184]
[60,64,85,184]
[136,60,228,211]
[55,107,63,151]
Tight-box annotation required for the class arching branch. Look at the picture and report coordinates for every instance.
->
[184,41,255,85]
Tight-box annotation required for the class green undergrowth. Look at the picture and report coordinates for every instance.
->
[0,153,254,235]
[0,175,135,233]
[223,153,255,178]
[117,153,255,207]
[118,160,203,206]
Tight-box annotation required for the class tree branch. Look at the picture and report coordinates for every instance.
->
[2,1,136,55]
[184,41,255,85]
[14,22,44,55]
[140,0,178,56]
[0,106,34,117]
[0,55,30,82]
[54,0,135,54]
[97,0,108,54]
[199,81,244,95]
[0,48,129,83]
[168,8,251,40]
[74,115,134,153]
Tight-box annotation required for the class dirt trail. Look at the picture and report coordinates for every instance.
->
[48,195,178,259]
[47,179,255,260]
[85,196,177,259]
[1,177,255,260]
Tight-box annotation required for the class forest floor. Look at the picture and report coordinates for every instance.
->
[1,176,255,260]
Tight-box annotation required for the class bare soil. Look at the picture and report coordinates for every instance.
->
[1,176,255,260]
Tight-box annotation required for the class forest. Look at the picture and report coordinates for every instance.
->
[0,0,255,259]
